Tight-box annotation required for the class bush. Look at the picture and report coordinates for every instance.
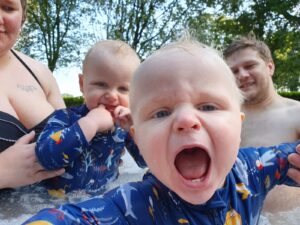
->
[62,92,299,108]
[279,92,300,101]
[63,96,84,107]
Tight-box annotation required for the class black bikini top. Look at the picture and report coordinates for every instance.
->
[0,111,53,152]
[0,50,48,152]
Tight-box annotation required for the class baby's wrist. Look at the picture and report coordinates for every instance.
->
[78,117,98,141]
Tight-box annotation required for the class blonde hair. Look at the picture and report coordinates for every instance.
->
[82,40,140,73]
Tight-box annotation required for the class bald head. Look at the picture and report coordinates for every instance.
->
[130,40,244,116]
[83,40,140,74]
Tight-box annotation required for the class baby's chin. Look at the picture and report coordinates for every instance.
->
[175,177,227,205]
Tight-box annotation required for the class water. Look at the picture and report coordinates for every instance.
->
[1,152,299,225]
[0,152,146,225]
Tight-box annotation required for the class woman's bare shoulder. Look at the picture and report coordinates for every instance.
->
[13,50,65,108]
[13,50,52,77]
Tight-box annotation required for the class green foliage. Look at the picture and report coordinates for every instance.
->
[271,31,300,91]
[63,96,84,107]
[17,0,98,71]
[62,93,299,109]
[189,0,300,92]
[279,92,300,101]
[16,0,300,93]
[96,0,204,58]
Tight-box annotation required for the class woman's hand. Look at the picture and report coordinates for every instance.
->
[0,131,64,189]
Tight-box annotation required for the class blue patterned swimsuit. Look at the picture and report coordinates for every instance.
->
[36,104,145,195]
[25,141,299,224]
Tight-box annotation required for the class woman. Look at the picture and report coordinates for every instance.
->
[0,0,65,188]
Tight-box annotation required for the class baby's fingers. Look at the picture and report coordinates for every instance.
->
[288,150,300,185]
[288,153,300,169]
[287,168,300,185]
[114,106,130,118]
[296,144,300,154]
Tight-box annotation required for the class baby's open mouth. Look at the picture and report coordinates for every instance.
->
[175,147,210,182]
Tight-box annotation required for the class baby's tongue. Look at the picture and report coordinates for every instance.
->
[175,148,209,179]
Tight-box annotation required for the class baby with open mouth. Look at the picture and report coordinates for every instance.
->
[23,36,300,225]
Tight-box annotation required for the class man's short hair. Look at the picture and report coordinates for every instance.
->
[223,33,273,63]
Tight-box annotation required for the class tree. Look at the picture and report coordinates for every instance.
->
[16,0,300,91]
[188,0,300,91]
[16,0,96,71]
[17,0,202,69]
[95,0,204,58]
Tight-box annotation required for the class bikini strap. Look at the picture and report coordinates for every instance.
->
[10,49,42,87]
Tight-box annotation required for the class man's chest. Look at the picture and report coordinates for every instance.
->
[241,113,297,147]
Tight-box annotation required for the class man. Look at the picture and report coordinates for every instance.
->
[224,35,300,213]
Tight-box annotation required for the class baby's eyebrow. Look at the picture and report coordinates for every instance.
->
[136,95,170,110]
[91,80,106,84]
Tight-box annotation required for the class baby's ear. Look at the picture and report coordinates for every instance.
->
[78,74,84,93]
[240,112,245,121]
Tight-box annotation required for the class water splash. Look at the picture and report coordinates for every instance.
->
[0,152,299,225]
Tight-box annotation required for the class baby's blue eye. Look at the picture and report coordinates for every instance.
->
[96,82,108,88]
[118,86,129,93]
[153,110,170,118]
[198,104,217,111]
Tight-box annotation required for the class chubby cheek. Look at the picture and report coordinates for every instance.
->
[135,126,167,173]
[84,94,100,110]
[212,117,241,178]
[119,95,129,107]
[217,145,238,175]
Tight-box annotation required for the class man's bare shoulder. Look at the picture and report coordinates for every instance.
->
[278,95,300,107]
[266,95,300,139]
[241,95,300,147]
[277,96,300,117]
[243,95,300,117]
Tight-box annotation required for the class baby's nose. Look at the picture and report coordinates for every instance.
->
[104,90,118,100]
[173,109,201,132]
